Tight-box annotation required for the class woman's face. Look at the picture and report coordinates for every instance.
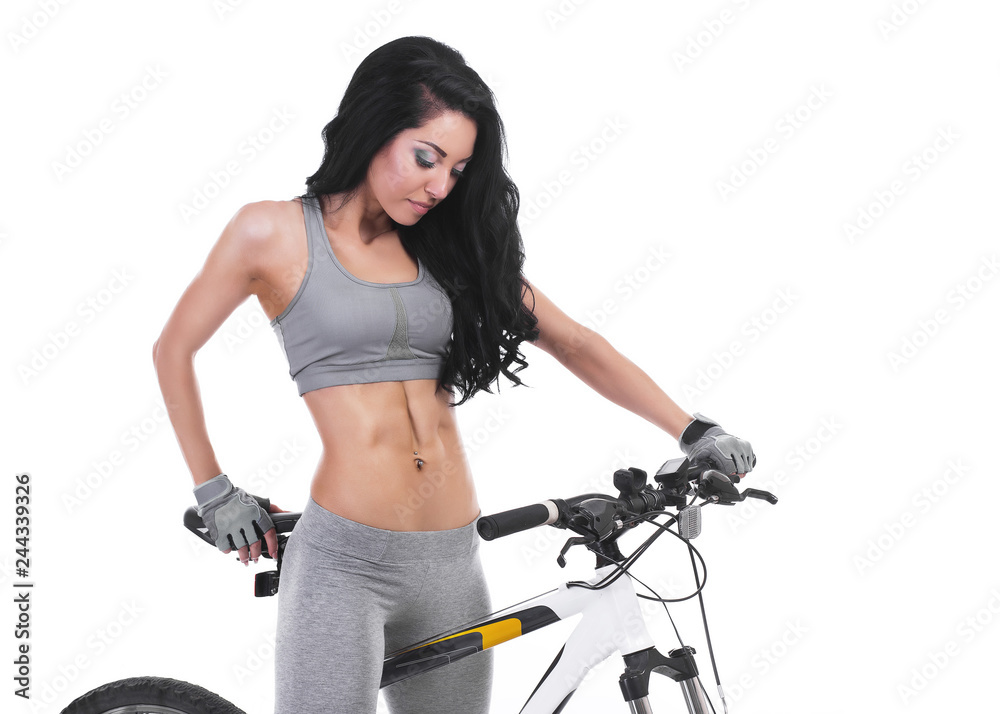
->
[366,110,477,224]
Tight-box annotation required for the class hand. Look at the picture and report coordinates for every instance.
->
[679,413,756,477]
[193,474,279,566]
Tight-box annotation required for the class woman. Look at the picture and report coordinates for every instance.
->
[152,36,755,714]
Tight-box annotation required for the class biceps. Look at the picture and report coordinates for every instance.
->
[522,279,594,361]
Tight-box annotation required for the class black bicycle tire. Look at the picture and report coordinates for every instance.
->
[60,676,245,714]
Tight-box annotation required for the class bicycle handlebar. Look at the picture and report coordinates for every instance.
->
[477,458,777,542]
[180,459,777,555]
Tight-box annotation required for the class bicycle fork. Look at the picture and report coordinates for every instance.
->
[619,646,713,714]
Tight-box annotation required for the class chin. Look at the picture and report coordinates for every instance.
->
[393,214,422,227]
[392,202,425,225]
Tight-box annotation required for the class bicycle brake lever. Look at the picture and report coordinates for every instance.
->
[700,477,779,506]
[698,471,778,506]
[557,536,594,568]
[742,488,778,504]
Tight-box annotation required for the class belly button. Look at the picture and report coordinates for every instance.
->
[414,451,424,470]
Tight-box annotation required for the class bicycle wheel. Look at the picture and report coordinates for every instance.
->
[60,676,245,714]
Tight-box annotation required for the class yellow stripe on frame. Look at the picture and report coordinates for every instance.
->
[416,618,523,651]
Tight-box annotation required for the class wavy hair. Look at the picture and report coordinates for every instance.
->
[300,36,538,406]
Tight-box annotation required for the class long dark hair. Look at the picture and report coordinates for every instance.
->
[300,36,538,406]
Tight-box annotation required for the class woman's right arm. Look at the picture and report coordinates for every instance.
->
[152,202,280,561]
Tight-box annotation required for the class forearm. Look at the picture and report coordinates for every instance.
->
[152,345,222,486]
[555,327,693,440]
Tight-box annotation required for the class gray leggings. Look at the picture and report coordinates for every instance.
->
[274,498,493,714]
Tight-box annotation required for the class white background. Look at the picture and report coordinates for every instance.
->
[3,0,999,712]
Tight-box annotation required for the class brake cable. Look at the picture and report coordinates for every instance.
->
[563,510,710,604]
[563,501,725,713]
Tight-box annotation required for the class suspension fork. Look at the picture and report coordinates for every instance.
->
[619,645,712,714]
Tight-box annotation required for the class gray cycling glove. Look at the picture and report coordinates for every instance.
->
[193,473,274,553]
[679,413,756,476]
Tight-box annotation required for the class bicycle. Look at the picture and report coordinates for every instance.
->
[60,456,777,714]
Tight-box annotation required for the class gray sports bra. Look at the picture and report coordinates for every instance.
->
[270,195,454,396]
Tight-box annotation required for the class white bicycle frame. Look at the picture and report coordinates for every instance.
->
[380,562,714,713]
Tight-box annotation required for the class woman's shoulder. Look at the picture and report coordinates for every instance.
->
[228,198,302,237]
[222,197,303,250]
[216,198,307,279]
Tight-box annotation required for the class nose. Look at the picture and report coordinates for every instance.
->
[425,169,451,202]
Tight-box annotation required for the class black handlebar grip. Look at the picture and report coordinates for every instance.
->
[478,502,556,541]
[183,506,213,545]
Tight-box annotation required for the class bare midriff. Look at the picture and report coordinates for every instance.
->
[301,378,480,532]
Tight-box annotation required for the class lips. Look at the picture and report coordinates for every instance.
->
[408,199,432,215]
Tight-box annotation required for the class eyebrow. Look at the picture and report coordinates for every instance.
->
[418,140,472,162]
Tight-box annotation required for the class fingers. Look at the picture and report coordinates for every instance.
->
[265,527,279,560]
[725,447,754,476]
[227,527,276,565]
[268,503,288,514]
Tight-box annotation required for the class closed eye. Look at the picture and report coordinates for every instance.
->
[415,149,436,169]
[415,149,465,178]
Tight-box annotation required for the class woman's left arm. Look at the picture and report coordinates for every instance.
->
[523,279,693,439]
[522,279,756,475]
